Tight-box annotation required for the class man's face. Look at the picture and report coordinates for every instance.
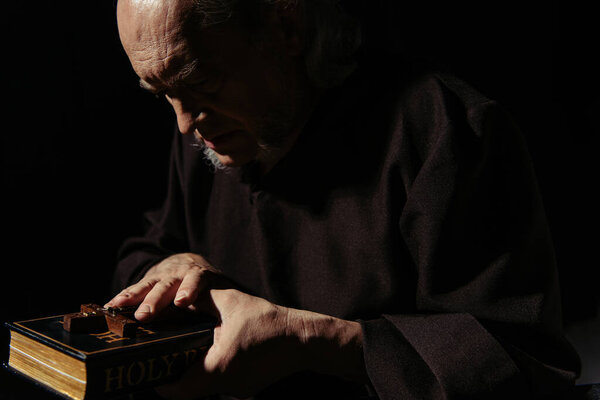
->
[117,0,307,169]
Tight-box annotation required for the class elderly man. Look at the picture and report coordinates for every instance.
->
[106,0,580,399]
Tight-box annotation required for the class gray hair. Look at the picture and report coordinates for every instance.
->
[189,0,362,88]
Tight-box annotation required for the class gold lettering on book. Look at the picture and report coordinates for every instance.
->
[161,353,180,377]
[137,326,156,335]
[147,358,164,382]
[104,366,125,392]
[184,348,198,365]
[127,361,146,386]
[104,348,205,393]
[92,331,129,344]
[91,326,156,344]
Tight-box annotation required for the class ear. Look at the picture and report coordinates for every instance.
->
[270,2,305,57]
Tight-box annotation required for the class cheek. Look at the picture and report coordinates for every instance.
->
[211,130,259,166]
[214,145,256,167]
[218,64,285,127]
[209,83,255,129]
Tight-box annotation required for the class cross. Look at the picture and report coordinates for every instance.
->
[63,304,139,337]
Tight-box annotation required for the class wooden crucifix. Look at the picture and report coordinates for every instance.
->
[63,304,139,337]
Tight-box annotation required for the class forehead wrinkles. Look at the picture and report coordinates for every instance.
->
[121,0,198,87]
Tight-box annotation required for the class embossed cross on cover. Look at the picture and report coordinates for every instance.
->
[63,304,138,337]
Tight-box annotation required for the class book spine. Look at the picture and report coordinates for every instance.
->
[85,333,212,398]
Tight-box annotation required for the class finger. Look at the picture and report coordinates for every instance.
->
[104,278,160,308]
[173,267,214,308]
[135,278,181,321]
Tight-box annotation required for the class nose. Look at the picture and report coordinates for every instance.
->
[169,95,205,136]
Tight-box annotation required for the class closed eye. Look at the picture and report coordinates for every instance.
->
[185,72,223,94]
[139,79,166,97]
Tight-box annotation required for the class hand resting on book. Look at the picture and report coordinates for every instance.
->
[105,252,368,399]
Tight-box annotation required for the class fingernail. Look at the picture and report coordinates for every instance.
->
[136,304,151,315]
[175,291,188,302]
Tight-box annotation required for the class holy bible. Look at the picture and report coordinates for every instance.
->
[4,305,214,400]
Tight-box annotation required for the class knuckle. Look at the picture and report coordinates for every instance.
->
[194,267,210,279]
[123,278,157,295]
[116,289,132,298]
[141,278,159,291]
[156,277,181,291]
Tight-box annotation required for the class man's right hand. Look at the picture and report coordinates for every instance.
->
[105,252,368,398]
[105,252,223,321]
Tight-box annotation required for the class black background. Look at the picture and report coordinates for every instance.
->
[1,0,598,397]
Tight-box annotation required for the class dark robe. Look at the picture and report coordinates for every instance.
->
[113,63,580,399]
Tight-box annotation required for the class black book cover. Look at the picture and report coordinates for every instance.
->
[5,313,214,399]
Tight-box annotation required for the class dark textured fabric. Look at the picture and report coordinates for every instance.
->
[113,63,580,399]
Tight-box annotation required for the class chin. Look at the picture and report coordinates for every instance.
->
[218,156,251,168]
[203,147,255,170]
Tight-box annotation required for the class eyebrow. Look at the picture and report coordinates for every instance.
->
[139,79,162,94]
[138,59,200,95]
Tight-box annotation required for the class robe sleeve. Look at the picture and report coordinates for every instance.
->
[360,83,580,399]
[110,128,204,294]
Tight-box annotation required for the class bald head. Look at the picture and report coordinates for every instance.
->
[114,0,359,171]
[117,0,192,40]
[114,0,316,171]
[117,0,198,86]
[118,0,362,90]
